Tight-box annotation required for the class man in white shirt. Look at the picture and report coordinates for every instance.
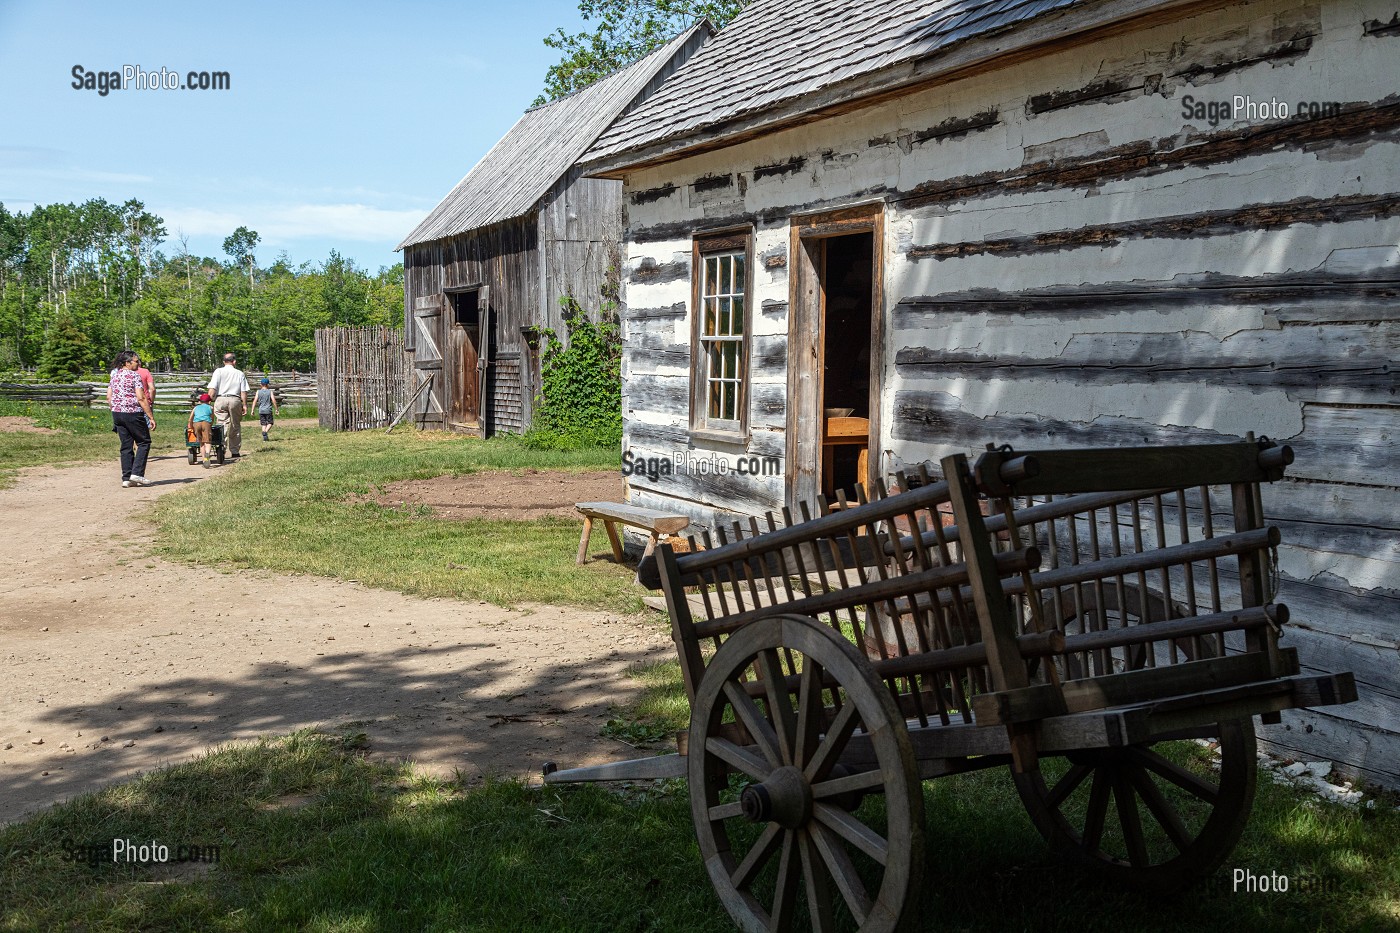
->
[206,353,250,458]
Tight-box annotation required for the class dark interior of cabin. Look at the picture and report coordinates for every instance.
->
[821,232,873,499]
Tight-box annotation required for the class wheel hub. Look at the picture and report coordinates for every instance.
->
[739,766,812,829]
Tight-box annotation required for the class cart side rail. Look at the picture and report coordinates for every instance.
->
[965,437,1314,726]
[656,467,1023,729]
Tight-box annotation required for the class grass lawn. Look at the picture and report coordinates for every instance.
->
[0,401,315,487]
[0,401,186,486]
[1,730,1395,932]
[146,423,643,612]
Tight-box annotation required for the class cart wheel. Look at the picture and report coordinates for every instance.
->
[216,447,226,465]
[1013,718,1256,893]
[689,614,923,932]
[187,449,198,465]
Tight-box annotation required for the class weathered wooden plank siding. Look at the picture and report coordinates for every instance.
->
[402,217,540,432]
[618,0,1400,782]
[539,168,624,335]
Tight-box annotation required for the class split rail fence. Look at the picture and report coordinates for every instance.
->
[0,372,317,411]
[314,326,409,431]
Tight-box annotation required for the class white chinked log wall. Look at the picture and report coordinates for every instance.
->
[618,0,1400,786]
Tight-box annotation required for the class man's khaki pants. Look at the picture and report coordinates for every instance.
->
[213,396,243,456]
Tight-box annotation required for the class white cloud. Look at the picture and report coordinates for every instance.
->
[163,202,427,243]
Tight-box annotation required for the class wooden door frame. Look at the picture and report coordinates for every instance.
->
[785,202,884,511]
[444,284,486,432]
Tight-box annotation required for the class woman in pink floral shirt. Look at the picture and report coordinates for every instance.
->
[107,350,156,487]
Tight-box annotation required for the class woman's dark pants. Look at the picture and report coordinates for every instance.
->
[112,412,151,480]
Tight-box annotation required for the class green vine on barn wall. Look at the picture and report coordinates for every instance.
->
[523,296,623,450]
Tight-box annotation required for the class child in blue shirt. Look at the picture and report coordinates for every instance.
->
[188,392,216,467]
[255,377,279,441]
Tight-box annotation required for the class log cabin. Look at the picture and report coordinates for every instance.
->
[581,0,1400,786]
[396,23,710,434]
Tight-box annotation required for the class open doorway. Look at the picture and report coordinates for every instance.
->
[446,287,483,432]
[787,205,883,512]
[820,232,873,502]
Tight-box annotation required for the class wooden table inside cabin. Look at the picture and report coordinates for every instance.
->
[822,415,869,499]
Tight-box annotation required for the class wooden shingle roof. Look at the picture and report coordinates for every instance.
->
[397,22,711,250]
[586,0,1131,170]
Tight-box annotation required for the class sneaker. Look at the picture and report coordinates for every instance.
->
[203,458,211,469]
[262,432,268,441]
[129,475,151,487]
[122,479,131,488]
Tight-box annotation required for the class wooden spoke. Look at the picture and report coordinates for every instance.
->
[1131,747,1219,802]
[811,768,885,800]
[1013,719,1257,894]
[706,737,774,782]
[799,830,836,933]
[1045,762,1093,809]
[1113,771,1149,868]
[794,658,826,769]
[690,616,921,932]
[769,830,799,933]
[732,822,784,890]
[803,701,860,783]
[1081,768,1111,852]
[723,679,783,768]
[811,823,873,925]
[708,800,745,821]
[757,648,798,764]
[1126,763,1192,851]
[814,802,888,865]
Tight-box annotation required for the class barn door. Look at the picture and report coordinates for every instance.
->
[412,295,445,428]
[477,286,491,435]
[446,286,489,433]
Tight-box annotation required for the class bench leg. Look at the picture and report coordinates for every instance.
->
[635,533,661,585]
[603,520,625,563]
[576,516,593,565]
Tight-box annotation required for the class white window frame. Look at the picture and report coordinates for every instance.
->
[690,231,751,440]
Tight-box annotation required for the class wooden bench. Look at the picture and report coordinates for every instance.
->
[575,502,689,580]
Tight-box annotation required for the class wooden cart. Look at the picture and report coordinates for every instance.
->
[544,439,1357,931]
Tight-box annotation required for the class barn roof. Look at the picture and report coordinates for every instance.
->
[397,22,711,250]
[585,0,1158,172]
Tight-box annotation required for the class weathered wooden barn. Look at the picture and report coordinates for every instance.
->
[396,23,710,433]
[583,0,1400,784]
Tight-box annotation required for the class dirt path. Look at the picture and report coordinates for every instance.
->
[0,451,672,825]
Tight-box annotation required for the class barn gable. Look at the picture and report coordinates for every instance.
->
[398,23,711,434]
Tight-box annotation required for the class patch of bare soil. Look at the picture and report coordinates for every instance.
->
[368,469,624,521]
[0,416,59,435]
[0,452,668,826]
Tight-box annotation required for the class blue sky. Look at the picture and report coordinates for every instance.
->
[0,0,587,273]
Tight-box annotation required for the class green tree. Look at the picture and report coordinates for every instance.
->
[35,315,94,382]
[536,0,747,103]
[223,226,260,295]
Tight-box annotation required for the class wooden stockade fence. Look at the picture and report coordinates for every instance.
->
[0,371,317,411]
[315,326,409,431]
